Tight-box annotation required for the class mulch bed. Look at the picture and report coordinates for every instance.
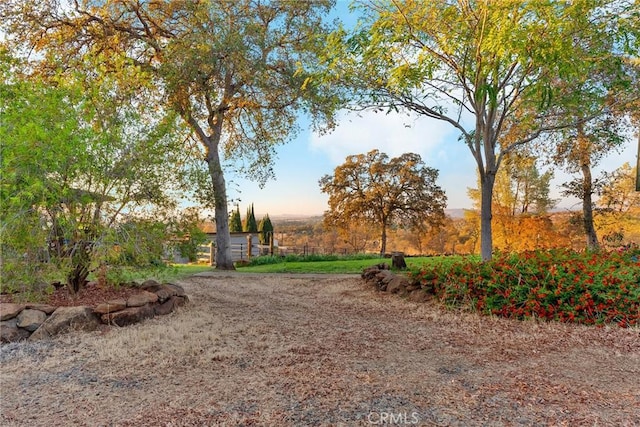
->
[0,283,139,307]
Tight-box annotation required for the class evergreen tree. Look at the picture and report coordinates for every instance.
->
[244,204,258,233]
[229,206,242,233]
[258,214,274,245]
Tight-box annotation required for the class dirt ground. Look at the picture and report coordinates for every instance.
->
[1,272,639,426]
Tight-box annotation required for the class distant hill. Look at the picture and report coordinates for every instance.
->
[269,209,470,223]
[445,209,467,219]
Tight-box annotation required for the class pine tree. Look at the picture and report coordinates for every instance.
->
[258,214,274,245]
[244,204,258,233]
[229,206,242,233]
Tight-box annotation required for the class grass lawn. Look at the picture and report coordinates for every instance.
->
[234,255,471,274]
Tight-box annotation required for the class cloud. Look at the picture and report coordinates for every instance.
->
[309,110,460,165]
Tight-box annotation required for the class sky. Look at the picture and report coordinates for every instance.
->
[219,1,639,218]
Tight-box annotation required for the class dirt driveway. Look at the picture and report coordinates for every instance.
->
[1,272,639,426]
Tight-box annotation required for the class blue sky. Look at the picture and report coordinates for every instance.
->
[223,1,638,217]
[226,111,637,217]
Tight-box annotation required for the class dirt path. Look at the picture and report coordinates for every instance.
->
[1,272,639,426]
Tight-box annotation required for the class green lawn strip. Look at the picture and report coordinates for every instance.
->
[235,256,466,274]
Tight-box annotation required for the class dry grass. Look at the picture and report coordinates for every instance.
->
[1,272,639,426]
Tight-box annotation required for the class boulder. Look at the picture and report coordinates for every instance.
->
[94,299,127,315]
[141,282,186,302]
[140,279,160,290]
[386,275,410,294]
[0,303,26,321]
[101,304,155,327]
[154,296,177,316]
[376,270,394,284]
[163,283,186,297]
[29,306,101,341]
[126,291,158,307]
[1,319,31,343]
[361,264,389,280]
[151,285,174,302]
[16,309,47,332]
[25,303,57,315]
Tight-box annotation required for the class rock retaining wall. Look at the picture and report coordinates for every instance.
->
[0,280,188,344]
[361,264,432,303]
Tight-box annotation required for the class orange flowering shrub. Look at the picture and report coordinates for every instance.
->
[410,248,640,327]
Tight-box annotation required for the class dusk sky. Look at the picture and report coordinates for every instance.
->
[217,1,638,218]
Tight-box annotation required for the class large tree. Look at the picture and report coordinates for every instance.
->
[321,0,638,260]
[1,0,338,269]
[319,150,446,255]
[540,19,638,250]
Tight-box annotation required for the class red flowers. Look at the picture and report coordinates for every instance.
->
[410,248,640,328]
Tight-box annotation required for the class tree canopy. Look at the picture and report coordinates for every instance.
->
[244,204,258,233]
[229,206,243,233]
[1,0,339,269]
[0,48,187,292]
[319,150,446,255]
[258,214,274,246]
[320,0,639,260]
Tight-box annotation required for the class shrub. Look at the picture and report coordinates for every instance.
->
[244,253,381,267]
[409,248,640,327]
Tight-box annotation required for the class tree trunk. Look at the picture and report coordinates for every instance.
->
[185,103,236,270]
[391,252,407,269]
[636,128,640,191]
[207,148,235,270]
[480,172,496,262]
[66,240,92,294]
[581,162,599,250]
[380,221,387,255]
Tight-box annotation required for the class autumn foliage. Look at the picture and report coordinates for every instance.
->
[410,248,640,328]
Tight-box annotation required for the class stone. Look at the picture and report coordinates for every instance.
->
[0,303,26,321]
[362,264,388,278]
[101,304,155,327]
[94,299,127,315]
[376,270,394,283]
[29,306,101,341]
[127,291,159,307]
[154,296,176,316]
[24,303,57,315]
[174,295,188,307]
[1,319,30,343]
[386,275,410,294]
[151,285,175,302]
[140,282,186,302]
[16,309,48,332]
[154,294,188,316]
[163,283,186,297]
[140,279,160,290]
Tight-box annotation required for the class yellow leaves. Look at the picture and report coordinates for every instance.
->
[301,76,311,91]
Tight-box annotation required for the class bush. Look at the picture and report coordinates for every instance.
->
[409,248,640,327]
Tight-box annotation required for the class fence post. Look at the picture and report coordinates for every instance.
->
[209,241,214,266]
[247,234,252,259]
[269,232,274,256]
